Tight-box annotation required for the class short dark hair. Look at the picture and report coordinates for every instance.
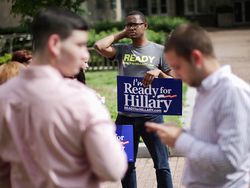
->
[164,24,215,61]
[31,7,88,52]
[126,10,147,23]
[12,50,32,64]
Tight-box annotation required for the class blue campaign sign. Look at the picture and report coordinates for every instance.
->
[116,125,134,162]
[117,76,182,115]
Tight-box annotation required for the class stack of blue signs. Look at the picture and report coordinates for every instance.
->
[116,125,134,162]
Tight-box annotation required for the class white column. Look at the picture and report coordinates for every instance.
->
[116,0,122,21]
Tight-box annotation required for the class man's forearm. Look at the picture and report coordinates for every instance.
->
[113,31,127,43]
[94,31,126,51]
[175,132,234,174]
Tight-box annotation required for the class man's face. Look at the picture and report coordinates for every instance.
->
[56,30,89,77]
[125,15,147,39]
[165,50,202,87]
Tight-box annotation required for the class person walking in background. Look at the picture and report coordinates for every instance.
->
[95,10,173,188]
[146,23,250,188]
[0,7,127,188]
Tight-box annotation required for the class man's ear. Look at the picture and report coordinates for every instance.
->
[191,50,203,67]
[47,34,61,58]
[144,23,148,30]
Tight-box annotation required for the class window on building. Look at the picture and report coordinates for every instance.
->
[96,1,105,9]
[197,0,211,13]
[151,0,157,14]
[138,0,148,14]
[111,0,116,9]
[187,0,195,13]
[161,0,168,13]
[185,0,213,15]
[150,0,168,15]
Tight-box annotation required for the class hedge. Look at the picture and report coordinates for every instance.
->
[0,16,188,34]
[87,28,167,47]
[0,16,188,56]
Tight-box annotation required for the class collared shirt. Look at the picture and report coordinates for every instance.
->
[175,65,250,188]
[0,66,127,188]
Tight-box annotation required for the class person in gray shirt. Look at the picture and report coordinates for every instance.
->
[95,10,173,188]
[146,24,250,188]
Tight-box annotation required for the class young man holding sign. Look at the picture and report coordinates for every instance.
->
[146,24,250,188]
[95,11,173,188]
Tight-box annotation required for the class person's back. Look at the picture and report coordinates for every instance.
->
[0,7,127,188]
[0,66,126,188]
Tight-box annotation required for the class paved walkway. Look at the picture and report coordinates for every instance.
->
[102,28,250,188]
[101,157,185,188]
[209,28,250,83]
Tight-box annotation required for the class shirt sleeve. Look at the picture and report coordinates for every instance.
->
[175,86,250,174]
[82,91,127,181]
[111,43,123,61]
[158,51,170,73]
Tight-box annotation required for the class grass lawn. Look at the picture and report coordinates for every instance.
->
[86,70,187,127]
[86,70,118,121]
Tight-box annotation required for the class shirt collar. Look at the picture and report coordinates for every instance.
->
[198,65,231,92]
[20,65,63,81]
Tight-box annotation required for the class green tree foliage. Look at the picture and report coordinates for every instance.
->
[6,0,86,22]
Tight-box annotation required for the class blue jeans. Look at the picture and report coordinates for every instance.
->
[116,114,173,188]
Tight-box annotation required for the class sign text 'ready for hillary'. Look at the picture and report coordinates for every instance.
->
[117,76,182,115]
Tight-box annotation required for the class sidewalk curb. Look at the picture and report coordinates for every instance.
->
[137,143,183,158]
